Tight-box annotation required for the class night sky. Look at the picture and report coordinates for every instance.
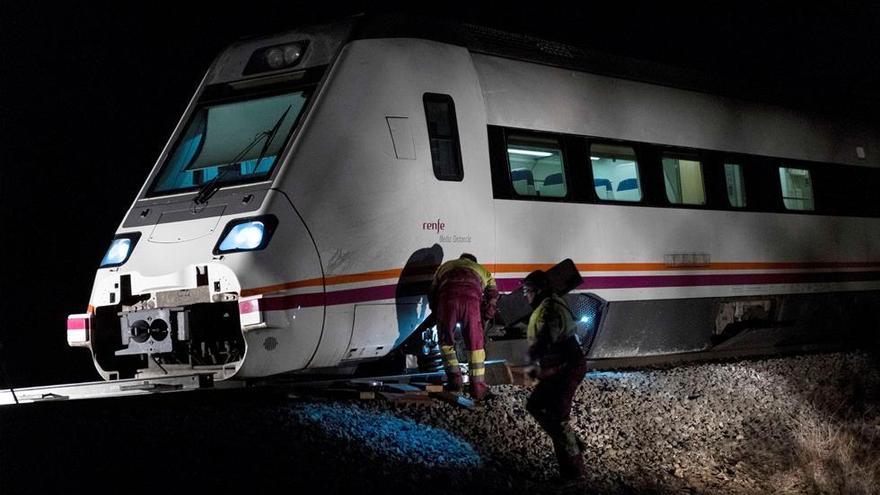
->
[2,2,878,388]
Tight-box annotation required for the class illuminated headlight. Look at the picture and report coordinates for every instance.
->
[214,215,278,254]
[100,233,140,268]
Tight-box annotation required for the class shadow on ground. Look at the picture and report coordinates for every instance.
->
[0,389,511,495]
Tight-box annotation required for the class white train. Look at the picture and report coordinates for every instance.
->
[67,15,880,381]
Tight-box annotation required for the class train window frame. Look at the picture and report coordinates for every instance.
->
[487,125,880,218]
[661,152,707,206]
[423,93,464,182]
[778,165,815,211]
[504,130,571,201]
[587,141,644,204]
[723,162,748,208]
[145,82,316,199]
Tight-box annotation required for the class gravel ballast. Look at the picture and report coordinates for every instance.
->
[2,351,878,494]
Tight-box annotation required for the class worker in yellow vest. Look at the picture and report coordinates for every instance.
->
[522,269,588,481]
[428,253,498,400]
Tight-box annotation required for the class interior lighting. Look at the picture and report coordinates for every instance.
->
[508,148,553,158]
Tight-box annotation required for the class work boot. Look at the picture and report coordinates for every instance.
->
[445,371,464,393]
[469,381,491,401]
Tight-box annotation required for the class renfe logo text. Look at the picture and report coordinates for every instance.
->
[422,219,445,233]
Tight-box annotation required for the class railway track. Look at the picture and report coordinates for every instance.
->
[0,360,510,408]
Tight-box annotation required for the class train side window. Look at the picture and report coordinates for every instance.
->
[662,154,706,205]
[590,143,641,201]
[423,93,463,181]
[724,163,747,208]
[506,134,567,198]
[779,166,814,210]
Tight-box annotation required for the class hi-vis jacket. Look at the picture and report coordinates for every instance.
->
[430,258,496,293]
[527,293,580,368]
[429,258,499,319]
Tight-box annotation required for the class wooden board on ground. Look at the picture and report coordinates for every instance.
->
[484,362,513,385]
[317,388,376,400]
[430,391,475,410]
[409,382,444,393]
[508,365,537,387]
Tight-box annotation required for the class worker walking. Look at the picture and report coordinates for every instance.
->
[428,253,498,400]
[522,269,588,482]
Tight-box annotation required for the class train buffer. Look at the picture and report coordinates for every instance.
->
[0,373,224,406]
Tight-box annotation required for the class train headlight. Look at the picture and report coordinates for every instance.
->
[99,233,141,268]
[243,41,307,75]
[214,215,278,254]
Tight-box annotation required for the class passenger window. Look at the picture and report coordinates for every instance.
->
[589,143,641,201]
[506,134,567,198]
[663,154,706,205]
[724,163,747,208]
[423,93,463,181]
[779,166,814,210]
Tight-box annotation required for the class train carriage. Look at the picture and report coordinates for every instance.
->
[66,14,880,381]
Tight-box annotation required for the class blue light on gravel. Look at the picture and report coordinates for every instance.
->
[288,403,483,468]
[586,371,630,380]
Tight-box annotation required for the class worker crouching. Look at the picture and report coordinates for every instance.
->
[429,253,498,400]
[522,269,588,481]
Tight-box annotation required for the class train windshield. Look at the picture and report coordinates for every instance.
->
[148,90,309,196]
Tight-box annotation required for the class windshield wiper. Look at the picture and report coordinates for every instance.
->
[192,104,293,205]
[256,104,292,166]
[192,132,264,205]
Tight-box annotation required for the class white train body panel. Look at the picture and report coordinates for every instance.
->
[278,38,494,368]
[71,18,880,380]
[473,54,879,165]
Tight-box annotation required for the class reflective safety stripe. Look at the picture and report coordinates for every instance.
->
[441,345,459,366]
[469,349,486,376]
[468,348,486,362]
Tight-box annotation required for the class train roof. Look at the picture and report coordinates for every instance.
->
[209,13,877,126]
[348,13,877,123]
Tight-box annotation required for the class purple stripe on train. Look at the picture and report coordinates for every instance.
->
[260,271,880,310]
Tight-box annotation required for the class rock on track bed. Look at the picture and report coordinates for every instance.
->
[2,351,878,494]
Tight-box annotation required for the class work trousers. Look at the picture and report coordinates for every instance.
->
[436,269,486,385]
[526,355,589,479]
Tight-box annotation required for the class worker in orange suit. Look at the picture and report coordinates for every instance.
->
[427,253,498,400]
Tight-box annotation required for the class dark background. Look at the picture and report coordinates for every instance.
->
[2,2,878,388]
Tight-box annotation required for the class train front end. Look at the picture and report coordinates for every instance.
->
[66,22,353,381]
